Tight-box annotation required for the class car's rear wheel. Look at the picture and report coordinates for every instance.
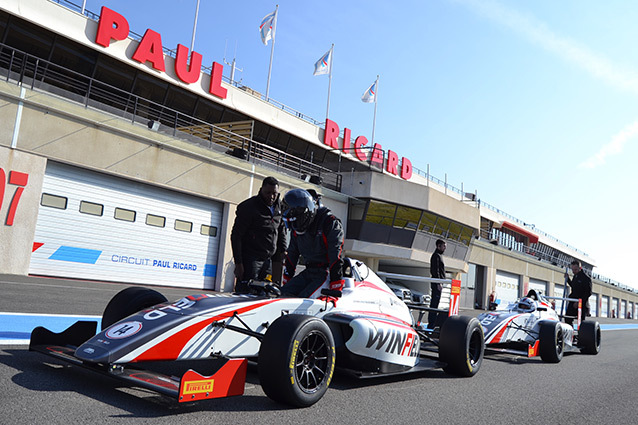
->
[258,314,336,407]
[539,321,564,363]
[101,287,167,331]
[578,321,601,354]
[438,315,484,377]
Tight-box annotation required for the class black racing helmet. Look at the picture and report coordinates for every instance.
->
[282,189,317,234]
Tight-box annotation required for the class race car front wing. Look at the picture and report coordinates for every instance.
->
[29,321,247,403]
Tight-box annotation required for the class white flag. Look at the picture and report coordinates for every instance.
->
[313,48,332,76]
[361,80,377,103]
[259,9,277,46]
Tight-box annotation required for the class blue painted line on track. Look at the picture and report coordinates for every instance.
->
[600,323,638,331]
[0,313,101,344]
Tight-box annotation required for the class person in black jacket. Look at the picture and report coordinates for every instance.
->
[428,239,447,328]
[280,189,344,298]
[564,259,592,325]
[230,177,287,292]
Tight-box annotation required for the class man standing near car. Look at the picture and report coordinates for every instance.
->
[428,239,447,328]
[231,176,287,292]
[564,260,592,325]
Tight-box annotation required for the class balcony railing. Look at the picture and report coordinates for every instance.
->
[0,43,341,191]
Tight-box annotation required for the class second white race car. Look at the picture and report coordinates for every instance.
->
[478,290,601,362]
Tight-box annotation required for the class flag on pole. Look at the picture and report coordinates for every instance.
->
[361,80,377,103]
[259,9,277,46]
[313,48,332,76]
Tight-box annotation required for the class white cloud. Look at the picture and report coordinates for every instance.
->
[455,0,638,95]
[579,120,638,168]
[455,0,638,167]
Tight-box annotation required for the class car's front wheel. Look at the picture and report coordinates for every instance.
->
[258,314,336,407]
[101,286,167,330]
[539,321,564,363]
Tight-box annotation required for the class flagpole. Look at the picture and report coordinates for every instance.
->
[326,44,334,120]
[190,0,201,53]
[371,75,379,144]
[265,5,278,101]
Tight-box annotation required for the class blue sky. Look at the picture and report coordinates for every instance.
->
[82,0,638,289]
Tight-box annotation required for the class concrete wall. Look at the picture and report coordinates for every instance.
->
[0,80,347,287]
[0,145,46,274]
[342,171,479,229]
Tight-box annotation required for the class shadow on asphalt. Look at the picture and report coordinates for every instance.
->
[0,348,467,416]
[0,349,289,415]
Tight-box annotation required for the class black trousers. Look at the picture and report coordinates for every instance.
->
[235,258,271,293]
[565,300,589,325]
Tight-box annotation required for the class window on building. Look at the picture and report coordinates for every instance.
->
[432,216,451,236]
[365,200,396,226]
[200,224,217,237]
[114,207,136,222]
[4,16,53,60]
[79,201,103,216]
[175,219,193,233]
[419,211,438,233]
[348,199,366,220]
[460,226,475,245]
[146,214,166,228]
[393,206,421,230]
[40,193,67,209]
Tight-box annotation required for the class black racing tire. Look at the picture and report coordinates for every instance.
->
[258,314,336,407]
[578,321,601,354]
[438,315,484,377]
[539,321,564,363]
[101,287,167,331]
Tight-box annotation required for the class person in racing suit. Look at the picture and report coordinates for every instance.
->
[564,259,592,325]
[280,189,345,298]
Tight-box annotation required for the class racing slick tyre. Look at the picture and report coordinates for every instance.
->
[101,287,168,331]
[258,314,336,407]
[539,321,564,363]
[578,321,601,354]
[438,316,484,377]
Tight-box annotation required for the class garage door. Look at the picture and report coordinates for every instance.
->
[495,270,520,308]
[589,294,598,317]
[554,284,566,314]
[528,278,547,297]
[601,296,609,318]
[29,162,223,289]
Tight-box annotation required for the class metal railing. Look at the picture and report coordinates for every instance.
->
[477,200,589,257]
[49,0,324,127]
[0,43,341,191]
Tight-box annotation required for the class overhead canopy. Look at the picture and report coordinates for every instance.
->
[497,221,539,244]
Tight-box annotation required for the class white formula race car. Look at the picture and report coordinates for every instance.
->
[30,258,484,407]
[478,290,601,362]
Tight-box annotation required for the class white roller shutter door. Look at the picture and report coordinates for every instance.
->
[528,278,547,297]
[495,270,520,307]
[29,162,223,289]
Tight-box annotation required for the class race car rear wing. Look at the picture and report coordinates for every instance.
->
[375,272,461,316]
[545,296,583,330]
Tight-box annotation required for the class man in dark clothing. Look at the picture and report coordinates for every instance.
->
[428,239,447,328]
[564,260,592,325]
[280,189,345,298]
[230,177,287,292]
